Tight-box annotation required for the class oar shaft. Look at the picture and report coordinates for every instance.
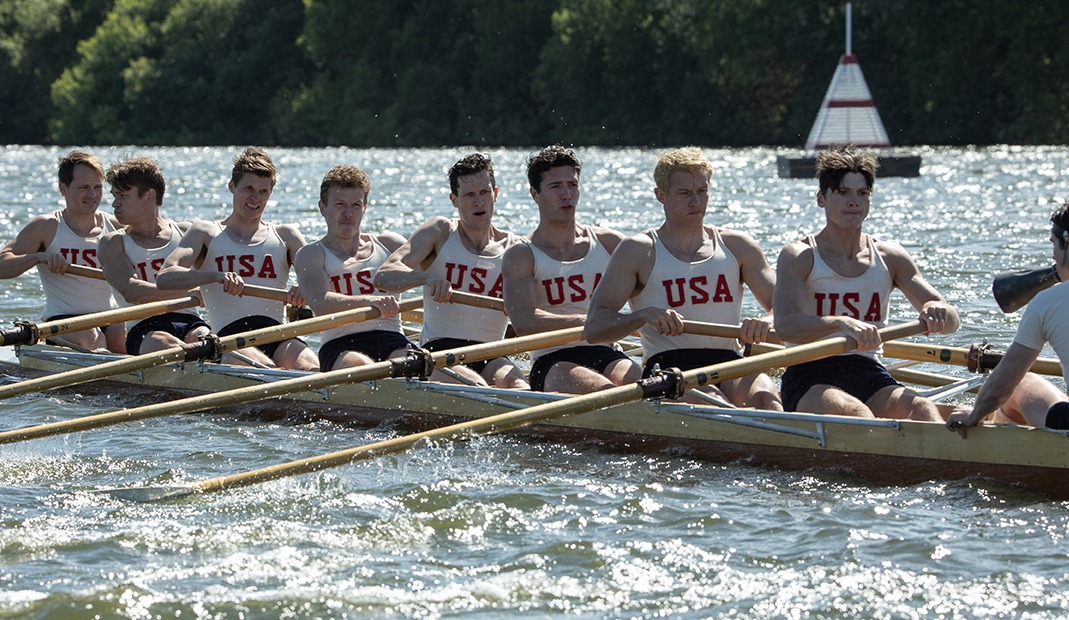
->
[65,264,289,302]
[883,341,1063,377]
[0,326,584,445]
[185,321,924,497]
[0,296,200,346]
[0,298,424,401]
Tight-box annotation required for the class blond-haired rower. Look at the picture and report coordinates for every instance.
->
[586,147,780,409]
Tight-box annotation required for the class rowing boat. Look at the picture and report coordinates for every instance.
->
[3,339,1068,500]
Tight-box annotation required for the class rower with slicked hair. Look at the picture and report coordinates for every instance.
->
[98,156,210,355]
[773,144,959,421]
[157,147,318,370]
[501,145,641,394]
[295,165,408,371]
[0,150,125,352]
[374,153,528,388]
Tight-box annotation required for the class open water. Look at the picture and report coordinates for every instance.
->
[1,145,1069,619]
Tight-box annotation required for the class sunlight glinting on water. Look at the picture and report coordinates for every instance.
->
[3,146,1069,618]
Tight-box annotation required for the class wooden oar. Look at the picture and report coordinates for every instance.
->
[0,297,424,401]
[883,341,1063,377]
[0,326,585,446]
[0,265,299,347]
[0,296,200,346]
[101,320,926,502]
[65,264,292,302]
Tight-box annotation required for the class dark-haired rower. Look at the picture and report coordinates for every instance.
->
[772,144,959,421]
[375,153,528,388]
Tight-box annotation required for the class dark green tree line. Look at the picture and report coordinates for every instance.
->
[1,0,1067,146]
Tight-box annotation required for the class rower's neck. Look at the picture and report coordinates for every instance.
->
[657,221,711,260]
[457,221,496,253]
[322,232,367,259]
[221,214,265,243]
[61,209,100,237]
[816,225,865,257]
[127,215,169,244]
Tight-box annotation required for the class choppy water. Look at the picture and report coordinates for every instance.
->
[2,145,1069,619]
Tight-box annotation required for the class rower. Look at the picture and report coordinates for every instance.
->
[374,153,528,388]
[946,203,1069,435]
[294,165,408,371]
[0,150,125,353]
[585,147,781,409]
[502,145,641,394]
[772,144,959,420]
[98,157,210,355]
[156,147,318,370]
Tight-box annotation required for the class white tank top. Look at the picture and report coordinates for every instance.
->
[630,228,742,359]
[117,221,198,317]
[421,219,516,344]
[320,237,402,343]
[529,227,612,359]
[789,234,892,360]
[38,210,118,319]
[201,221,290,329]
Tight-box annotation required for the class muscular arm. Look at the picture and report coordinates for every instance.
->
[156,221,225,290]
[586,234,679,343]
[373,216,450,299]
[98,232,199,304]
[772,241,882,350]
[502,244,587,336]
[294,239,401,317]
[881,240,960,336]
[722,229,776,343]
[0,216,60,278]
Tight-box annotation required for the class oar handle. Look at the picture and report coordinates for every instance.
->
[65,264,290,303]
[448,291,505,311]
[681,320,784,345]
[0,296,201,347]
[681,320,927,390]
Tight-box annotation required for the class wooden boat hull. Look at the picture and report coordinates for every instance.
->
[6,345,1069,499]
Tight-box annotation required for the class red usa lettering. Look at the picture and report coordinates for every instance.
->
[661,274,732,307]
[59,248,98,268]
[541,273,602,306]
[815,291,883,321]
[330,270,380,296]
[214,254,278,280]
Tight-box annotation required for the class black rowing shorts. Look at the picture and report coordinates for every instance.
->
[318,330,411,372]
[126,312,209,354]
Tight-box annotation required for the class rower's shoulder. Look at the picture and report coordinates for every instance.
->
[375,231,406,253]
[272,221,307,244]
[589,225,627,252]
[292,239,324,266]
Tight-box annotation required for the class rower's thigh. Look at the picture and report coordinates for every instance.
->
[603,357,642,386]
[720,373,782,410]
[483,357,528,389]
[105,325,127,354]
[138,330,186,354]
[275,338,319,371]
[867,385,941,422]
[330,349,375,371]
[544,362,614,394]
[796,385,875,418]
[1004,373,1067,427]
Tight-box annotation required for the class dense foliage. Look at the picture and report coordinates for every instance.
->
[1,0,1066,146]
